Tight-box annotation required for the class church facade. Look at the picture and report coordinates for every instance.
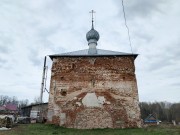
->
[47,19,141,128]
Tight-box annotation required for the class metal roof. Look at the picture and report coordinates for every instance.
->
[21,103,48,109]
[144,114,158,123]
[49,49,138,60]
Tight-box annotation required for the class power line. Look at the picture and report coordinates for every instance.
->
[121,0,133,54]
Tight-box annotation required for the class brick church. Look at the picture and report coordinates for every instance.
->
[47,14,141,128]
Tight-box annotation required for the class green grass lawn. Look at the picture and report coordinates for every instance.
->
[0,124,180,135]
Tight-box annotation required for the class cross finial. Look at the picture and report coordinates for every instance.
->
[89,10,95,29]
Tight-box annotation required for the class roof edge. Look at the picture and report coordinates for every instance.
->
[49,54,138,60]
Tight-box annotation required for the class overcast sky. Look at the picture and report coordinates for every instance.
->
[0,0,179,103]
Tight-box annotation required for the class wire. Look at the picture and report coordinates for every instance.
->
[121,0,133,54]
[45,88,49,94]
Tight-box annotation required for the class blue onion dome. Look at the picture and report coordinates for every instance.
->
[86,27,100,42]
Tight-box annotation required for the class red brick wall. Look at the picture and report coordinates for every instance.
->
[47,56,141,128]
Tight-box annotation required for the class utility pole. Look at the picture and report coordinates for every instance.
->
[38,56,47,123]
[40,56,47,103]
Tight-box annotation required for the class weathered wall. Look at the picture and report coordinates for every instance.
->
[32,104,48,119]
[47,56,141,128]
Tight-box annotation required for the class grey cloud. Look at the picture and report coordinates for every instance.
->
[0,58,7,68]
[114,0,168,19]
[0,34,14,54]
[171,82,180,87]
[145,53,177,73]
[165,42,180,60]
[25,0,73,21]
[27,39,65,67]
[0,45,9,54]
[167,71,180,79]
[134,31,153,43]
[142,39,180,72]
[28,47,43,67]
[0,58,7,64]
[37,26,60,39]
[147,58,172,72]
[132,32,153,52]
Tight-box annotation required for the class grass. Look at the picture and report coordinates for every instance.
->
[0,123,180,135]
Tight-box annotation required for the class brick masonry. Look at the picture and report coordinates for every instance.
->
[47,56,141,128]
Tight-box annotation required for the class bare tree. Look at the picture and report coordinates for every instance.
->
[140,101,180,123]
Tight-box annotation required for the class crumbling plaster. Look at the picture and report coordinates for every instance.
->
[47,56,141,128]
